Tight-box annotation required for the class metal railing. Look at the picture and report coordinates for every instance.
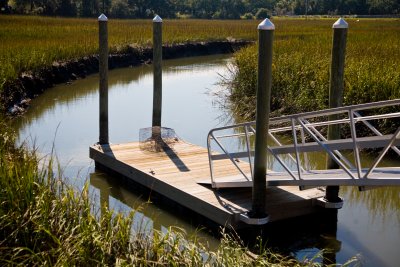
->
[207,99,400,188]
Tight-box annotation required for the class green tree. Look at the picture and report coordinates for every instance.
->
[38,0,58,15]
[128,0,151,17]
[0,0,8,10]
[244,0,275,14]
[151,0,176,18]
[255,7,271,19]
[57,0,78,16]
[110,0,131,17]
[81,0,99,17]
[242,12,254,19]
[213,0,245,19]
[275,0,295,15]
[367,0,399,14]
[189,0,218,18]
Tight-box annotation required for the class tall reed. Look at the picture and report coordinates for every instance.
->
[224,18,400,121]
[0,15,259,94]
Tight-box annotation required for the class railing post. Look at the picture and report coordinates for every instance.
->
[326,18,348,203]
[251,18,274,219]
[98,13,109,144]
[152,15,163,129]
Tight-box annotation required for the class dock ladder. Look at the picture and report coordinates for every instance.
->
[206,99,400,190]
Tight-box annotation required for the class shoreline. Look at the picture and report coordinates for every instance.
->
[1,40,252,116]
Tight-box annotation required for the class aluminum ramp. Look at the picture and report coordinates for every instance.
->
[204,99,400,189]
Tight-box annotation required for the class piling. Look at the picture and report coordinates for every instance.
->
[326,18,348,202]
[152,15,163,128]
[251,19,274,218]
[98,14,109,144]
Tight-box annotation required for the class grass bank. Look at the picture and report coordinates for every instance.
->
[2,119,361,266]
[3,16,398,115]
[1,15,258,112]
[223,18,400,121]
[0,16,258,91]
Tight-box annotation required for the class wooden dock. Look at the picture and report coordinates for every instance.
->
[90,139,326,229]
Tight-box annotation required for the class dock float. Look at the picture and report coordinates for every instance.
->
[90,139,325,229]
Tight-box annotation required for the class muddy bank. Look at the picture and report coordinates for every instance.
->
[2,40,251,115]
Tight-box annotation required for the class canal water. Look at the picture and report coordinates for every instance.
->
[12,55,400,266]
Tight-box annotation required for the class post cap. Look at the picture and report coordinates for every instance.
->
[98,14,108,21]
[258,18,275,30]
[153,15,163,23]
[332,18,348,29]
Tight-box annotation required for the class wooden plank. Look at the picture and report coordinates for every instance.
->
[90,140,328,228]
[90,146,236,226]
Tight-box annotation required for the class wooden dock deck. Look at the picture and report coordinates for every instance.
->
[90,139,325,229]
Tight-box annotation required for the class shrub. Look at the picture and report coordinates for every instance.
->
[242,12,254,20]
[255,8,271,19]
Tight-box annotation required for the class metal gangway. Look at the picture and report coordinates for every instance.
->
[206,99,400,190]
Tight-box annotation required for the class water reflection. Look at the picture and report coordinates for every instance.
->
[90,171,220,249]
[13,57,231,136]
[12,55,233,181]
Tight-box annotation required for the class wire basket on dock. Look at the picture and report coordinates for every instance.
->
[139,127,180,153]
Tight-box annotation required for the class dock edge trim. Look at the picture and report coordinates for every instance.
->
[239,213,269,225]
[314,197,344,209]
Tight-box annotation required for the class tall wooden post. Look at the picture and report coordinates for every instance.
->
[326,18,348,202]
[98,14,109,144]
[251,19,274,218]
[152,15,163,128]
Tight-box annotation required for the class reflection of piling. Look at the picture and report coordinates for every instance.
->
[152,15,163,129]
[252,19,274,218]
[90,173,163,232]
[326,18,348,202]
[99,178,110,216]
[98,14,109,144]
[321,209,340,265]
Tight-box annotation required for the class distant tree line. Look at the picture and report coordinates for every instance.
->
[1,0,399,17]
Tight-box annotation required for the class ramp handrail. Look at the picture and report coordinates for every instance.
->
[207,99,400,188]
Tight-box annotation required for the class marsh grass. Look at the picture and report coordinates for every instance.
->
[3,16,398,115]
[0,15,259,92]
[224,18,400,121]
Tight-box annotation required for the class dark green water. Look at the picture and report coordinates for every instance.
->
[12,55,400,266]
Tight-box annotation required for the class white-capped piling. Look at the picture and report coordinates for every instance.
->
[98,13,109,144]
[326,18,348,202]
[251,18,274,219]
[152,15,163,128]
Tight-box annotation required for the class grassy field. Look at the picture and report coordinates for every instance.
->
[2,16,399,112]
[225,18,400,120]
[0,15,259,92]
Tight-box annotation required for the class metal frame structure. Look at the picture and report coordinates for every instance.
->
[207,99,400,189]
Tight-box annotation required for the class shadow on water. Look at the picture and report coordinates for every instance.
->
[237,209,384,266]
[90,168,221,249]
[90,166,355,266]
[242,210,342,263]
[90,164,344,264]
